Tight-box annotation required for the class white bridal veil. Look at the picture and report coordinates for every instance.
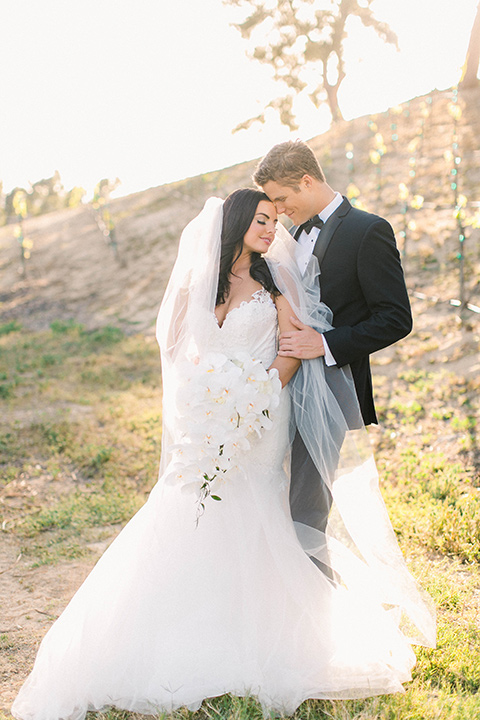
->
[157,197,436,649]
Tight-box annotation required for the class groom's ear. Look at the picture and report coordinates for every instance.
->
[300,174,315,190]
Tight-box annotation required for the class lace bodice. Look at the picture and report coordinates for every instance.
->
[209,287,278,366]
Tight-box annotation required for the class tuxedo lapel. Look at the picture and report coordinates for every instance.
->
[312,196,351,267]
[312,215,341,266]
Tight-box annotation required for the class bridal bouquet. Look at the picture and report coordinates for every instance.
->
[166,351,282,519]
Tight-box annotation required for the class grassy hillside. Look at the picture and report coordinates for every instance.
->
[1,86,479,333]
[1,85,480,718]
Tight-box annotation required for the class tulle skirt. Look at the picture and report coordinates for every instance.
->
[12,392,416,720]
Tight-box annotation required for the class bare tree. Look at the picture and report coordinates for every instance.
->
[224,0,398,130]
[460,1,480,88]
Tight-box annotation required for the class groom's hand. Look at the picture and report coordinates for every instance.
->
[278,317,325,359]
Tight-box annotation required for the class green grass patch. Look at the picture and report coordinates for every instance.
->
[89,687,480,719]
[381,447,480,562]
[0,320,21,336]
[0,430,21,463]
[20,483,140,537]
[0,381,13,399]
[40,420,76,453]
[87,326,124,344]
[50,319,84,334]
[21,526,117,567]
[0,324,161,540]
[22,535,91,567]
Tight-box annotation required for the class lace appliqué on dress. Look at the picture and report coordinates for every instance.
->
[251,287,275,306]
[213,287,275,327]
[210,287,278,367]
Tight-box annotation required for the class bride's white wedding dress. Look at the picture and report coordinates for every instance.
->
[13,288,421,720]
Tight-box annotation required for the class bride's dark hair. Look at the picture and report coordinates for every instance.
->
[216,188,279,306]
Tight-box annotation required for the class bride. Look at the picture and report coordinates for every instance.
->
[12,189,435,720]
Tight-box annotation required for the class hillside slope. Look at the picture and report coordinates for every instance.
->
[0,86,479,334]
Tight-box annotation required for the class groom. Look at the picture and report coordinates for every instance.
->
[253,140,412,546]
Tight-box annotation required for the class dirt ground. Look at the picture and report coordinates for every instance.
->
[1,536,93,708]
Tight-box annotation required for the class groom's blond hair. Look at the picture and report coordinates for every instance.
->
[253,140,325,188]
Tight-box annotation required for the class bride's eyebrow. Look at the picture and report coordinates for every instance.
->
[256,212,276,220]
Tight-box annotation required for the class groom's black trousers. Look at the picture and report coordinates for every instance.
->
[290,430,333,534]
[289,430,334,578]
[289,364,364,578]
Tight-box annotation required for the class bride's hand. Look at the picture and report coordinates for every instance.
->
[278,317,325,360]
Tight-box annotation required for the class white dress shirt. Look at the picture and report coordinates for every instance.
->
[294,192,343,367]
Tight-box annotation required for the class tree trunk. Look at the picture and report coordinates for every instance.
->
[326,84,344,122]
[323,60,345,123]
[460,1,480,88]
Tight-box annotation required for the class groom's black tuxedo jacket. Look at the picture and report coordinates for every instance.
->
[291,197,412,425]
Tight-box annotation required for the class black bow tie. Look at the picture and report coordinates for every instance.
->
[294,215,324,240]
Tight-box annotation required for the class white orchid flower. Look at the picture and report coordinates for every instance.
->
[170,350,282,519]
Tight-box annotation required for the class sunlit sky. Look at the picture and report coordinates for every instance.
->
[1,0,478,198]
